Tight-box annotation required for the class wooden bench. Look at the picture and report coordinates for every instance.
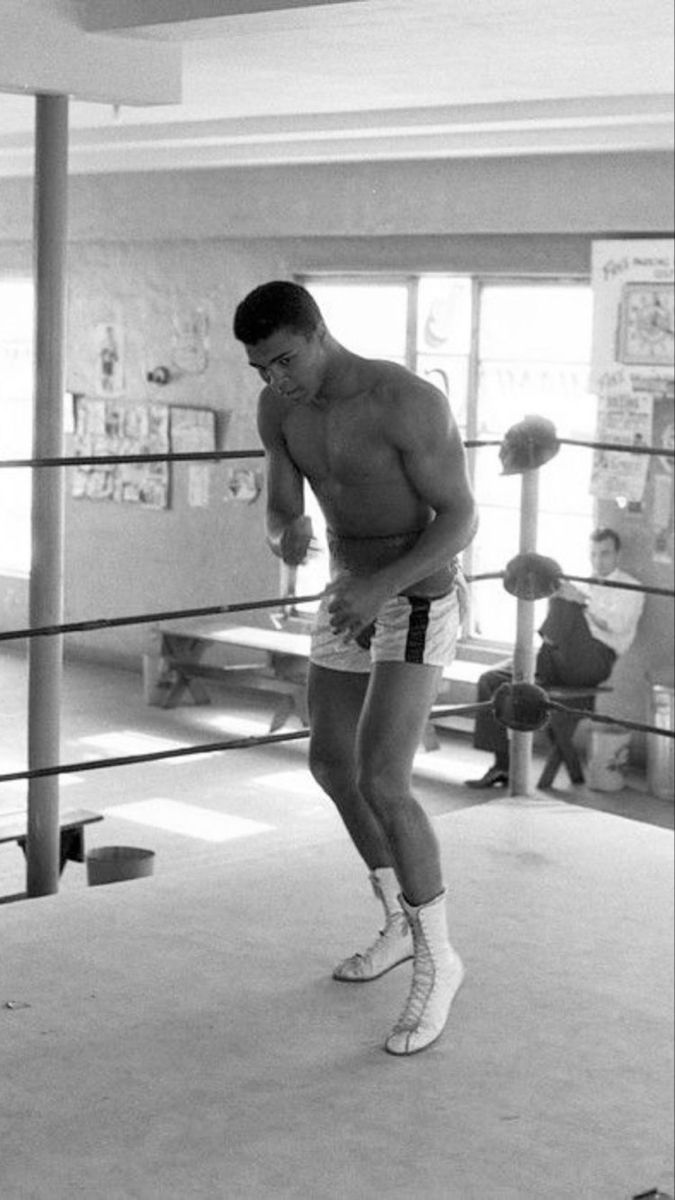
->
[0,809,103,874]
[147,616,486,739]
[537,686,612,789]
[146,623,611,778]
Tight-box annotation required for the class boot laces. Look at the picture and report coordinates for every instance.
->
[349,913,408,967]
[392,939,436,1032]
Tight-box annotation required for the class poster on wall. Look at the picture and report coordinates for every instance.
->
[590,370,653,502]
[93,322,125,398]
[651,400,674,564]
[590,239,674,514]
[170,406,216,508]
[72,397,170,509]
[171,307,210,376]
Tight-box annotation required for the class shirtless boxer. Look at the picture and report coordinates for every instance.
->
[233,281,478,1055]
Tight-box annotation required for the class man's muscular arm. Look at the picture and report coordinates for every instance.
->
[379,382,478,592]
[257,389,313,566]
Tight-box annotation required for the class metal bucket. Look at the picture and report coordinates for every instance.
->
[87,846,155,887]
[587,727,631,793]
[648,685,675,802]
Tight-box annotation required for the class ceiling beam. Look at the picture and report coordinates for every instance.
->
[77,0,365,33]
[1,94,671,177]
[0,0,181,106]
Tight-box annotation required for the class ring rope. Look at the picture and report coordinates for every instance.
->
[0,564,670,644]
[0,449,267,470]
[0,437,503,472]
[476,570,674,599]
[0,572,510,644]
[546,699,675,739]
[563,575,675,599]
[0,560,670,644]
[0,694,672,788]
[558,437,674,459]
[0,591,327,644]
[0,727,312,786]
[430,701,675,739]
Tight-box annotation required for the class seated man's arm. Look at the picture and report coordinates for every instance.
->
[586,584,644,640]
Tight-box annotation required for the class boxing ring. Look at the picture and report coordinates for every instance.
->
[0,94,672,899]
[1,399,673,898]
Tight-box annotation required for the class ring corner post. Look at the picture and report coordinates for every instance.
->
[510,467,540,798]
[26,94,69,898]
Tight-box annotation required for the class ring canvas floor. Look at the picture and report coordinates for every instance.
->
[0,651,673,1200]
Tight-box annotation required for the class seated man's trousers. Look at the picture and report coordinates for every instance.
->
[473,597,616,758]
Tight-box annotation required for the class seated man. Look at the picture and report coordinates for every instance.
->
[466,527,644,788]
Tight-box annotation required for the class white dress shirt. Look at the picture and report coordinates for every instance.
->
[584,568,644,657]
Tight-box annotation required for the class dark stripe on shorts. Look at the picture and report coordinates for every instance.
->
[405,596,432,663]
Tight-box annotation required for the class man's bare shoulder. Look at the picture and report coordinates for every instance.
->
[362,358,445,405]
[363,360,450,428]
[257,385,291,443]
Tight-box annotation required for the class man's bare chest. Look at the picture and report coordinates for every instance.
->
[284,402,396,484]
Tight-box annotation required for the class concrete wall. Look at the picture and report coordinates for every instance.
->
[0,152,673,758]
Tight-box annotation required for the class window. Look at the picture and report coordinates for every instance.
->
[297,273,596,647]
[0,278,34,575]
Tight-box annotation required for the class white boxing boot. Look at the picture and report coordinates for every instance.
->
[385,890,464,1056]
[333,868,413,983]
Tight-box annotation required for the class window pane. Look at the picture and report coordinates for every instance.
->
[416,355,469,430]
[294,280,410,608]
[417,277,472,356]
[0,278,33,574]
[479,285,593,363]
[307,282,408,360]
[471,283,596,644]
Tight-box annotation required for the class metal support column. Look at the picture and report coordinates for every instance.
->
[509,468,540,797]
[26,94,69,897]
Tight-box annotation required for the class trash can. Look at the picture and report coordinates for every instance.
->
[87,846,155,887]
[587,727,631,792]
[648,684,675,801]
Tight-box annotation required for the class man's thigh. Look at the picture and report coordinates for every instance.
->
[357,661,444,777]
[307,662,370,752]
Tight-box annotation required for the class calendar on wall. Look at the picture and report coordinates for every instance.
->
[590,240,674,515]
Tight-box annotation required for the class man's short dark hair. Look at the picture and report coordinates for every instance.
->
[591,527,621,552]
[233,281,323,345]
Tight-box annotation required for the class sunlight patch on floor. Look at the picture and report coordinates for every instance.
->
[197,713,274,738]
[105,798,274,842]
[250,768,324,799]
[78,731,192,755]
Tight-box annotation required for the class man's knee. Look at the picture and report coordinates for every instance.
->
[355,750,409,819]
[309,738,355,798]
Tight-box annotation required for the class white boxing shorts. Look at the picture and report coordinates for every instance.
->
[310,588,460,674]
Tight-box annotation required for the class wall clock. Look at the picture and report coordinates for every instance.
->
[618,283,675,365]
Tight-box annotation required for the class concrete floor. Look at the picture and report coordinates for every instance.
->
[0,650,673,1200]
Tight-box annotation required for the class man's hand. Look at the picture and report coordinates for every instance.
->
[327,572,393,641]
[556,580,588,605]
[277,515,314,566]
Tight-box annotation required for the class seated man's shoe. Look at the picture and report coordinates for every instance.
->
[465,765,509,789]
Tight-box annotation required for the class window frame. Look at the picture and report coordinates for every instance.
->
[297,270,595,651]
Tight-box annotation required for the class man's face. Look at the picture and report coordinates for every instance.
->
[246,324,327,403]
[590,537,619,578]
